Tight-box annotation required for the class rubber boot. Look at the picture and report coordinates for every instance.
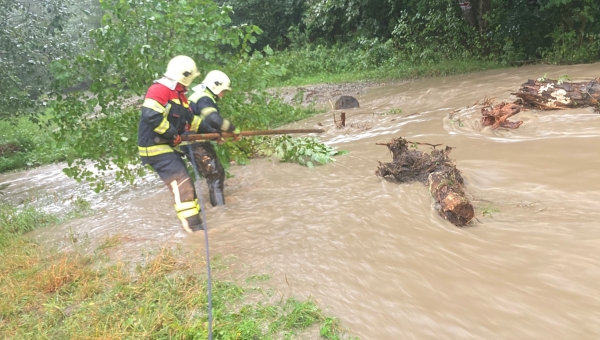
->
[179,209,203,232]
[193,143,226,206]
[208,179,225,206]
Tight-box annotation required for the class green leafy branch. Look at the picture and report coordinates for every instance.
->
[256,135,348,168]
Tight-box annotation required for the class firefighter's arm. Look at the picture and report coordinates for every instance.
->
[193,97,235,133]
[141,85,177,140]
[201,109,237,133]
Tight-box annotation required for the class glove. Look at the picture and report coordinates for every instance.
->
[232,127,242,142]
[170,134,182,146]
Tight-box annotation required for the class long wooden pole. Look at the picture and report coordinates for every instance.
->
[154,128,326,144]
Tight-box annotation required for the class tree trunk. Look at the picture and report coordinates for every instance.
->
[458,0,491,33]
[376,138,475,227]
[513,78,600,110]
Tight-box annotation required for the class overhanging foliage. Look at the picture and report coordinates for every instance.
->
[48,0,283,191]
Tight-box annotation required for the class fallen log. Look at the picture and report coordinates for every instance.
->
[481,102,523,129]
[375,138,474,227]
[513,78,600,111]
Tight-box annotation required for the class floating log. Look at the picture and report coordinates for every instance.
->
[513,78,600,111]
[481,102,523,129]
[376,138,474,227]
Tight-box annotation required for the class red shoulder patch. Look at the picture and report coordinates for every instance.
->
[145,83,172,106]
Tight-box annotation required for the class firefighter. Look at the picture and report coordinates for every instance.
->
[187,70,240,206]
[137,55,205,232]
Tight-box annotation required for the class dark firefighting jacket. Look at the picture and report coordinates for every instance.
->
[188,87,237,134]
[137,79,202,157]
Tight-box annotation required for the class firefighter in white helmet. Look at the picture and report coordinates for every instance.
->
[137,55,204,232]
[186,70,240,206]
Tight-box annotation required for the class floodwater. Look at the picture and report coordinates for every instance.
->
[3,63,600,339]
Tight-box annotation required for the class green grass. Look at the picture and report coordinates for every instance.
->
[0,203,356,339]
[277,59,504,87]
[0,203,59,250]
[0,115,75,173]
[265,46,505,87]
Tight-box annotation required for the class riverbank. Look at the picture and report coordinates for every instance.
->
[269,58,506,108]
[0,202,353,339]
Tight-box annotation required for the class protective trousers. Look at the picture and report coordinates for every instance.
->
[141,152,203,232]
[189,142,225,206]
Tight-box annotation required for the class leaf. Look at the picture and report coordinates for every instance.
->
[263,45,274,56]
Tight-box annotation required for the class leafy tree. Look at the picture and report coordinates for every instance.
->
[485,0,554,63]
[303,0,401,43]
[538,0,600,62]
[388,0,482,63]
[0,0,99,120]
[48,0,282,191]
[218,0,305,49]
[456,0,492,33]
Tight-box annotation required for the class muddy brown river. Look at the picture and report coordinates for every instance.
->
[2,63,600,339]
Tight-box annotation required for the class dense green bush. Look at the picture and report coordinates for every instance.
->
[0,117,73,172]
[390,1,482,63]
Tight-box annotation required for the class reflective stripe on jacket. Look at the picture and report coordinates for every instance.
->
[138,80,193,157]
[188,89,236,133]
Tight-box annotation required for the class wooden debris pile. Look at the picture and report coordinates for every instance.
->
[474,78,600,130]
[513,78,600,111]
[376,138,474,227]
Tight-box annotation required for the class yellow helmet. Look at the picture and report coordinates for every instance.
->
[164,56,200,87]
[202,70,232,95]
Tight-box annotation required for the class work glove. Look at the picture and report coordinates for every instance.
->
[170,134,182,147]
[232,127,242,142]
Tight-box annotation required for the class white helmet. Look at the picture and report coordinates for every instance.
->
[164,55,200,87]
[201,70,231,95]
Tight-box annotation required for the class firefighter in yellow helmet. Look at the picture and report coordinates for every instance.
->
[137,55,205,232]
[186,70,240,206]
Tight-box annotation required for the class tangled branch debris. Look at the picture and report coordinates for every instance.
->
[481,102,523,129]
[376,138,474,227]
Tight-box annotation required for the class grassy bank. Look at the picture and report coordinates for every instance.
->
[266,46,506,87]
[0,116,74,173]
[0,203,354,339]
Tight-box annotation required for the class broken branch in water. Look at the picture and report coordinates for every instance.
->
[481,102,523,129]
[375,137,474,227]
[376,140,445,149]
